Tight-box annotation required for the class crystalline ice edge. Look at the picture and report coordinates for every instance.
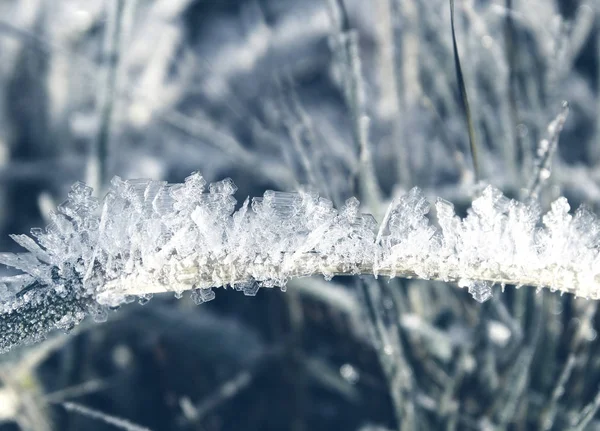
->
[2,173,600,352]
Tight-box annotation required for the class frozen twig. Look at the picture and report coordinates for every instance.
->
[59,401,152,431]
[91,0,126,191]
[526,101,570,201]
[1,169,600,353]
[540,353,577,430]
[327,0,384,216]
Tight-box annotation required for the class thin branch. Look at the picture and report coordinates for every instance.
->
[59,401,152,431]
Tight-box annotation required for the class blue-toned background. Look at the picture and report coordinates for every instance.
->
[0,0,599,430]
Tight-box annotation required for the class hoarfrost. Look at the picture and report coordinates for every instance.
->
[1,172,600,352]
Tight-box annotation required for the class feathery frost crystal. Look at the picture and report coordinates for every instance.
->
[1,172,600,352]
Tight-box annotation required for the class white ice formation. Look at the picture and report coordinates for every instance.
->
[1,172,600,352]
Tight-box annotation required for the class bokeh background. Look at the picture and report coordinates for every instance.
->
[1,0,600,430]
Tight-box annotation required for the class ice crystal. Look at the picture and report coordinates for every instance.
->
[1,172,600,352]
[459,280,494,304]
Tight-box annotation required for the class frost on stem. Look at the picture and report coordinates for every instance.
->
[1,171,600,352]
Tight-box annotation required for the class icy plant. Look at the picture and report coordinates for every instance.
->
[1,170,600,353]
[2,0,600,428]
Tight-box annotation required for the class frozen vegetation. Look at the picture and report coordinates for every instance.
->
[1,0,600,430]
[3,165,600,354]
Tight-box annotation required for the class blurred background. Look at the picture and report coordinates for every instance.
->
[1,0,600,430]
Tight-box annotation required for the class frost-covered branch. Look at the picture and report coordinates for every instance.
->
[1,171,600,352]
